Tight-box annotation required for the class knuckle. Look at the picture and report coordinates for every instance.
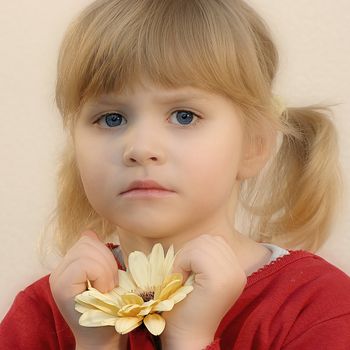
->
[49,272,55,283]
[199,233,211,240]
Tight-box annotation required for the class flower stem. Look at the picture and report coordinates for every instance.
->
[153,336,162,350]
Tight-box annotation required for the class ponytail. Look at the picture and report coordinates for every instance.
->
[38,140,117,259]
[240,105,343,252]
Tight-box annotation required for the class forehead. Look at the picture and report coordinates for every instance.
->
[84,83,220,108]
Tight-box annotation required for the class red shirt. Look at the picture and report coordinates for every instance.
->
[1,249,350,349]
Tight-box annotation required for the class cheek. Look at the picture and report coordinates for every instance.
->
[181,131,242,196]
[193,151,239,191]
[193,127,242,173]
[76,140,103,179]
[75,131,120,180]
[74,138,117,210]
[177,151,240,220]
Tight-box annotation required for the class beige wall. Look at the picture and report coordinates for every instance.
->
[1,0,349,320]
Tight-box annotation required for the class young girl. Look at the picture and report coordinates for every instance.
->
[1,0,350,349]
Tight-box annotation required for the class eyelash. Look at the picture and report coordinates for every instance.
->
[93,110,201,129]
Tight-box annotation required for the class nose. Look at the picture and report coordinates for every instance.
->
[122,125,165,167]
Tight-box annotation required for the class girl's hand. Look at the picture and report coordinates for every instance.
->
[161,234,247,350]
[49,231,123,350]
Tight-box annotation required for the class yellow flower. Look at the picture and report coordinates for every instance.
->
[75,243,194,336]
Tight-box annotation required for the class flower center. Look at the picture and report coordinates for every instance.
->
[139,290,155,302]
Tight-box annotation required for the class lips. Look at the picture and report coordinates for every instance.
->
[120,180,172,194]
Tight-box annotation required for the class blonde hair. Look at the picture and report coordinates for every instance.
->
[39,0,342,259]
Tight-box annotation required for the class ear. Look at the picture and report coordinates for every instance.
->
[236,128,276,181]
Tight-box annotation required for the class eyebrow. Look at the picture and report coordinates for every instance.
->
[86,92,208,108]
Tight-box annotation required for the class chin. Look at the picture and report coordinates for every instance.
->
[116,221,179,240]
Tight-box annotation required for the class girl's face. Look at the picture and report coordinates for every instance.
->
[74,80,246,241]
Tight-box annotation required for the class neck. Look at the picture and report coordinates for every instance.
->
[115,222,272,277]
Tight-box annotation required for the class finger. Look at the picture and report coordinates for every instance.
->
[197,236,242,277]
[78,234,119,286]
[202,236,236,266]
[81,230,99,240]
[80,231,119,275]
[199,236,247,288]
[188,234,236,267]
[73,256,113,294]
[74,231,119,284]
[173,246,206,281]
[172,251,192,282]
[54,256,113,299]
[172,235,237,284]
[210,236,245,271]
[53,240,118,293]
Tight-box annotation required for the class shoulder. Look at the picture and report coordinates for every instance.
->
[245,250,350,313]
[2,274,55,318]
[14,274,60,318]
[22,274,53,300]
[217,250,350,348]
[0,275,74,349]
[1,274,62,322]
[247,249,350,291]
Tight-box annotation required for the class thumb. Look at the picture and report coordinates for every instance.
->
[172,250,192,284]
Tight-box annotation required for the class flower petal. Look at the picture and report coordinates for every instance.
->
[184,273,195,286]
[163,245,175,276]
[152,299,175,312]
[158,277,183,300]
[168,285,194,304]
[118,270,137,291]
[149,243,165,286]
[115,316,143,334]
[75,293,120,315]
[75,301,96,314]
[121,293,144,305]
[128,251,150,289]
[137,306,152,316]
[118,304,144,317]
[154,273,182,299]
[144,314,166,336]
[143,299,158,307]
[78,310,117,327]
[163,272,183,286]
[80,283,123,308]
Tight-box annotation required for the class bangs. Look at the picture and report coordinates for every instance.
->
[56,0,274,126]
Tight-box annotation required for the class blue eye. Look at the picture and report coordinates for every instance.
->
[95,112,126,128]
[170,110,198,126]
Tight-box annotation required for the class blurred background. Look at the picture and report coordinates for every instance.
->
[1,0,349,319]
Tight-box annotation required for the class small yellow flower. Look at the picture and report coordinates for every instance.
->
[75,243,193,336]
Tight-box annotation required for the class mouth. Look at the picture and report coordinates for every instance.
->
[119,179,175,198]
